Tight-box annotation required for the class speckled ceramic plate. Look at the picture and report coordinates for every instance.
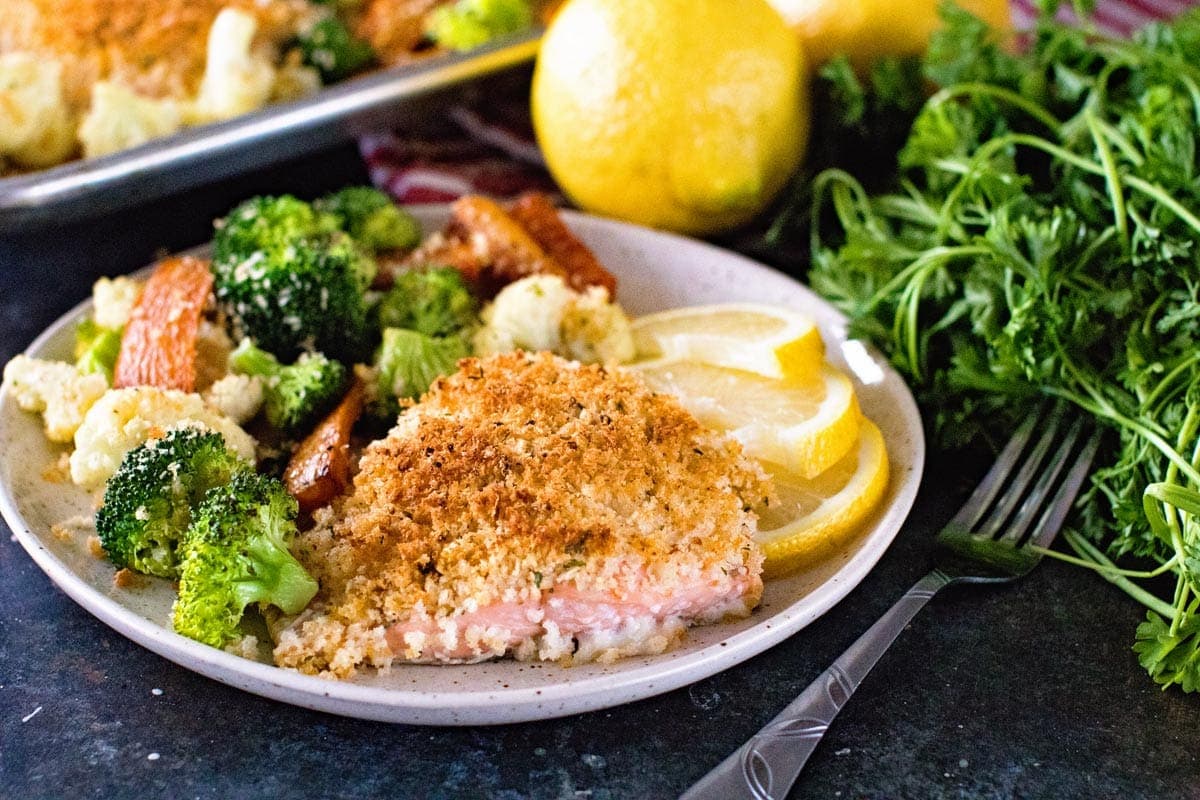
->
[0,208,924,725]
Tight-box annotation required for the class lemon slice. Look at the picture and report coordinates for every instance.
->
[756,419,890,577]
[632,359,860,478]
[631,304,824,382]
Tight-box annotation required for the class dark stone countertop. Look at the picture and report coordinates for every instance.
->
[1,144,1197,800]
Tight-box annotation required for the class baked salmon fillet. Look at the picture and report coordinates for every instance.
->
[273,351,770,677]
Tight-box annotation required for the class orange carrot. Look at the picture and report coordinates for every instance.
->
[283,378,365,514]
[509,192,618,298]
[447,195,568,295]
[113,255,213,392]
[393,237,487,288]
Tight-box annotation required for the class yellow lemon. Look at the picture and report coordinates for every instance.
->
[767,0,1010,70]
[755,418,890,576]
[531,0,809,236]
[632,359,860,479]
[631,303,825,383]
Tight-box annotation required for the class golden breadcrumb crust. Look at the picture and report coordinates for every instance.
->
[276,351,770,676]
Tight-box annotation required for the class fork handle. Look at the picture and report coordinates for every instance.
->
[680,569,954,800]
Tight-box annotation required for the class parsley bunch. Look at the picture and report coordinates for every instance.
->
[804,4,1200,691]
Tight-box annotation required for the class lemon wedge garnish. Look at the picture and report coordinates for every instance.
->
[628,303,891,577]
[756,419,890,577]
[631,303,824,383]
[632,358,860,479]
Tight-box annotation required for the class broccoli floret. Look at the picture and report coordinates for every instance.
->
[229,339,346,433]
[299,17,375,82]
[95,427,247,578]
[373,327,468,415]
[425,0,533,51]
[315,187,422,252]
[74,319,122,381]
[212,195,336,265]
[211,195,376,362]
[172,470,319,648]
[376,267,478,338]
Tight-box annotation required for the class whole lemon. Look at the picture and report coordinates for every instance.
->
[531,0,808,236]
[767,0,1010,70]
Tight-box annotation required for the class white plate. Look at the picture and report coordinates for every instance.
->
[0,208,924,725]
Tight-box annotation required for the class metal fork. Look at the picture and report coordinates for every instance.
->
[680,407,1101,800]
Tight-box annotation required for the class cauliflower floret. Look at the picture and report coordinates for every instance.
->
[2,356,108,443]
[561,294,637,363]
[203,373,264,425]
[78,82,183,159]
[473,275,635,364]
[0,53,76,168]
[270,53,322,103]
[475,275,577,354]
[189,8,277,124]
[91,276,143,330]
[70,387,257,490]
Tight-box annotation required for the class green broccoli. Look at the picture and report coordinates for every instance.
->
[211,195,337,265]
[373,327,469,416]
[74,318,122,382]
[211,195,376,362]
[315,187,422,253]
[425,0,534,51]
[299,17,375,82]
[229,339,347,434]
[95,428,247,578]
[172,470,318,649]
[376,267,478,338]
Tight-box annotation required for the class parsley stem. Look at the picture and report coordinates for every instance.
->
[858,245,992,321]
[1123,175,1200,237]
[1158,409,1198,583]
[1034,542,1179,579]
[1179,73,1200,127]
[1048,387,1200,486]
[808,169,883,256]
[928,83,1064,134]
[1141,352,1200,414]
[1170,573,1189,635]
[1087,114,1144,167]
[1063,531,1175,618]
[1004,134,1106,176]
[1085,112,1130,251]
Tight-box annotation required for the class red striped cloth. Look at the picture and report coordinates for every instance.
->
[360,107,555,205]
[362,1,1188,205]
[1010,0,1193,36]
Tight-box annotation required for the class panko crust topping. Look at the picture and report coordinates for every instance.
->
[276,351,770,676]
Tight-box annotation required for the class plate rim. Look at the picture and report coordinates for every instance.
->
[0,207,925,725]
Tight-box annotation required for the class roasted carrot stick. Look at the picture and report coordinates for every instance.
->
[447,195,568,294]
[112,255,213,392]
[395,235,487,288]
[283,378,365,514]
[509,192,618,298]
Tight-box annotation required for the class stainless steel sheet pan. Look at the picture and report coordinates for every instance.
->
[0,34,540,233]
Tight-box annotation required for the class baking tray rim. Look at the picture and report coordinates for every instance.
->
[0,32,541,228]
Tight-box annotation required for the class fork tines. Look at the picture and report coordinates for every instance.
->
[945,404,1101,549]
